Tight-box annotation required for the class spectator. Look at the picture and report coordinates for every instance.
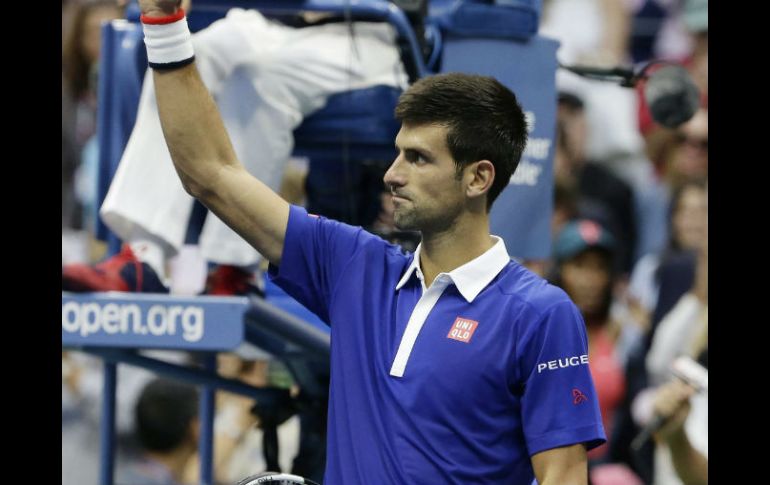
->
[624,180,707,351]
[646,230,707,388]
[63,0,123,146]
[554,91,638,275]
[663,108,708,189]
[650,377,708,485]
[118,378,200,485]
[63,351,193,485]
[62,0,123,263]
[609,192,706,481]
[209,354,304,484]
[646,314,708,485]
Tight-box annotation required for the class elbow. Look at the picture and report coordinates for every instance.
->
[179,174,216,203]
[174,161,217,200]
[180,173,224,210]
[173,153,236,201]
[179,175,202,198]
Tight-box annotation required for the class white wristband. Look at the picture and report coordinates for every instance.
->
[142,13,195,70]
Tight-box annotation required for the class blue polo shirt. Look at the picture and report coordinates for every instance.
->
[269,206,606,484]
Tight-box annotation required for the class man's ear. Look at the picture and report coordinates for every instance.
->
[465,160,495,200]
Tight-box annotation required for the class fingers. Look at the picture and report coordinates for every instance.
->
[655,379,695,412]
[138,0,182,15]
[652,379,695,440]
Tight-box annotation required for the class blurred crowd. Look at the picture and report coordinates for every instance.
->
[62,0,708,484]
[540,1,708,484]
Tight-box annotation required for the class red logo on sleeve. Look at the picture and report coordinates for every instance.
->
[447,317,479,343]
[572,388,588,405]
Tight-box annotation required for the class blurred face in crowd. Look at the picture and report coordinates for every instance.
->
[673,184,708,252]
[671,109,708,182]
[384,123,469,233]
[551,179,578,240]
[554,104,588,178]
[560,249,612,319]
[80,4,123,66]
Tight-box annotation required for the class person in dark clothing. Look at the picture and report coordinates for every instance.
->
[555,91,638,276]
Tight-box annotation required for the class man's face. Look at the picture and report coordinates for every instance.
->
[673,186,708,251]
[557,106,588,166]
[383,123,466,232]
[672,109,708,181]
[82,5,123,66]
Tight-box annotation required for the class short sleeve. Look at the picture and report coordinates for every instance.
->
[517,299,606,456]
[268,205,375,323]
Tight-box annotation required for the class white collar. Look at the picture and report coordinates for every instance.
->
[395,236,510,302]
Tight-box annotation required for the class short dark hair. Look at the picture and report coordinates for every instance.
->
[394,72,528,210]
[135,378,199,452]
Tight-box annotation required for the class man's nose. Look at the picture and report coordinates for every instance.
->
[383,155,406,189]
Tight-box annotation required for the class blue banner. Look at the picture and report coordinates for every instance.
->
[441,34,559,260]
[61,293,247,351]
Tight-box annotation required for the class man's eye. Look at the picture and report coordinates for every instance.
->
[405,151,424,163]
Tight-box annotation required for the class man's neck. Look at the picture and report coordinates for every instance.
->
[419,213,495,287]
[145,447,193,483]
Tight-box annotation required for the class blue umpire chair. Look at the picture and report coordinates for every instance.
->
[69,1,559,483]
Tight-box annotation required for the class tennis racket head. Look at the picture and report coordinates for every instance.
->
[235,472,320,485]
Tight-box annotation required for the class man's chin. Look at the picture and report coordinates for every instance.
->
[393,216,418,232]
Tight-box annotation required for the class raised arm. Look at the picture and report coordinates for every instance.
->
[140,0,289,266]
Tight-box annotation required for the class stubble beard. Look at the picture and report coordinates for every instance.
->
[393,200,460,234]
[393,204,419,231]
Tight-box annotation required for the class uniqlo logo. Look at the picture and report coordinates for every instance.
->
[447,317,479,343]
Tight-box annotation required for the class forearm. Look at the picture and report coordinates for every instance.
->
[152,64,289,265]
[152,65,238,198]
[139,1,238,197]
[537,469,587,485]
[532,444,588,485]
[137,0,290,264]
[666,429,708,485]
[539,477,586,485]
[181,429,251,484]
[212,400,256,480]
